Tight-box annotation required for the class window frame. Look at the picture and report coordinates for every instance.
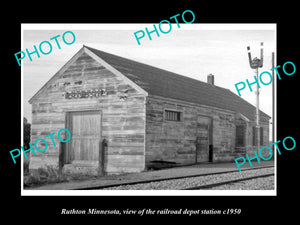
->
[235,124,246,147]
[252,126,263,146]
[164,109,183,122]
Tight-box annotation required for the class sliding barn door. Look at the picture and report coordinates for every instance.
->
[66,110,102,173]
[196,115,212,163]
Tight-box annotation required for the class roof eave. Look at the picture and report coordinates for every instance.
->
[28,47,86,104]
[84,46,148,97]
[28,46,149,104]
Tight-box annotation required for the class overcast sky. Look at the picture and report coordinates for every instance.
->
[22,24,276,130]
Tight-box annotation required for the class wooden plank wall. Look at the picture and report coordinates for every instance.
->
[30,52,146,174]
[145,96,257,165]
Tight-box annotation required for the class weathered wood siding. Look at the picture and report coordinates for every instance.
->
[145,95,270,165]
[245,121,270,158]
[30,52,146,174]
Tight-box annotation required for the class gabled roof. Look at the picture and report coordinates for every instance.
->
[29,45,270,121]
[84,46,270,121]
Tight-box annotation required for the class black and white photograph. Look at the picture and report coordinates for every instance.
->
[3,4,298,221]
[21,24,276,195]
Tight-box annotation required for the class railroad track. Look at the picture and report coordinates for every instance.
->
[76,165,274,190]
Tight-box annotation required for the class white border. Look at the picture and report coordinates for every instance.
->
[23,189,275,196]
[21,23,276,30]
[21,23,277,196]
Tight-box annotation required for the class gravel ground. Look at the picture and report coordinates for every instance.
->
[102,167,274,190]
[209,176,274,190]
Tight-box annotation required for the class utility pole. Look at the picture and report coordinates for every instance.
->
[247,42,264,151]
[272,52,275,153]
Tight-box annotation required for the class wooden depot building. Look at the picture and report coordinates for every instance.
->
[29,45,270,175]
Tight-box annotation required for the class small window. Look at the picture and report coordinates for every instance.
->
[236,125,246,147]
[165,110,182,122]
[253,126,263,146]
[260,127,264,145]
